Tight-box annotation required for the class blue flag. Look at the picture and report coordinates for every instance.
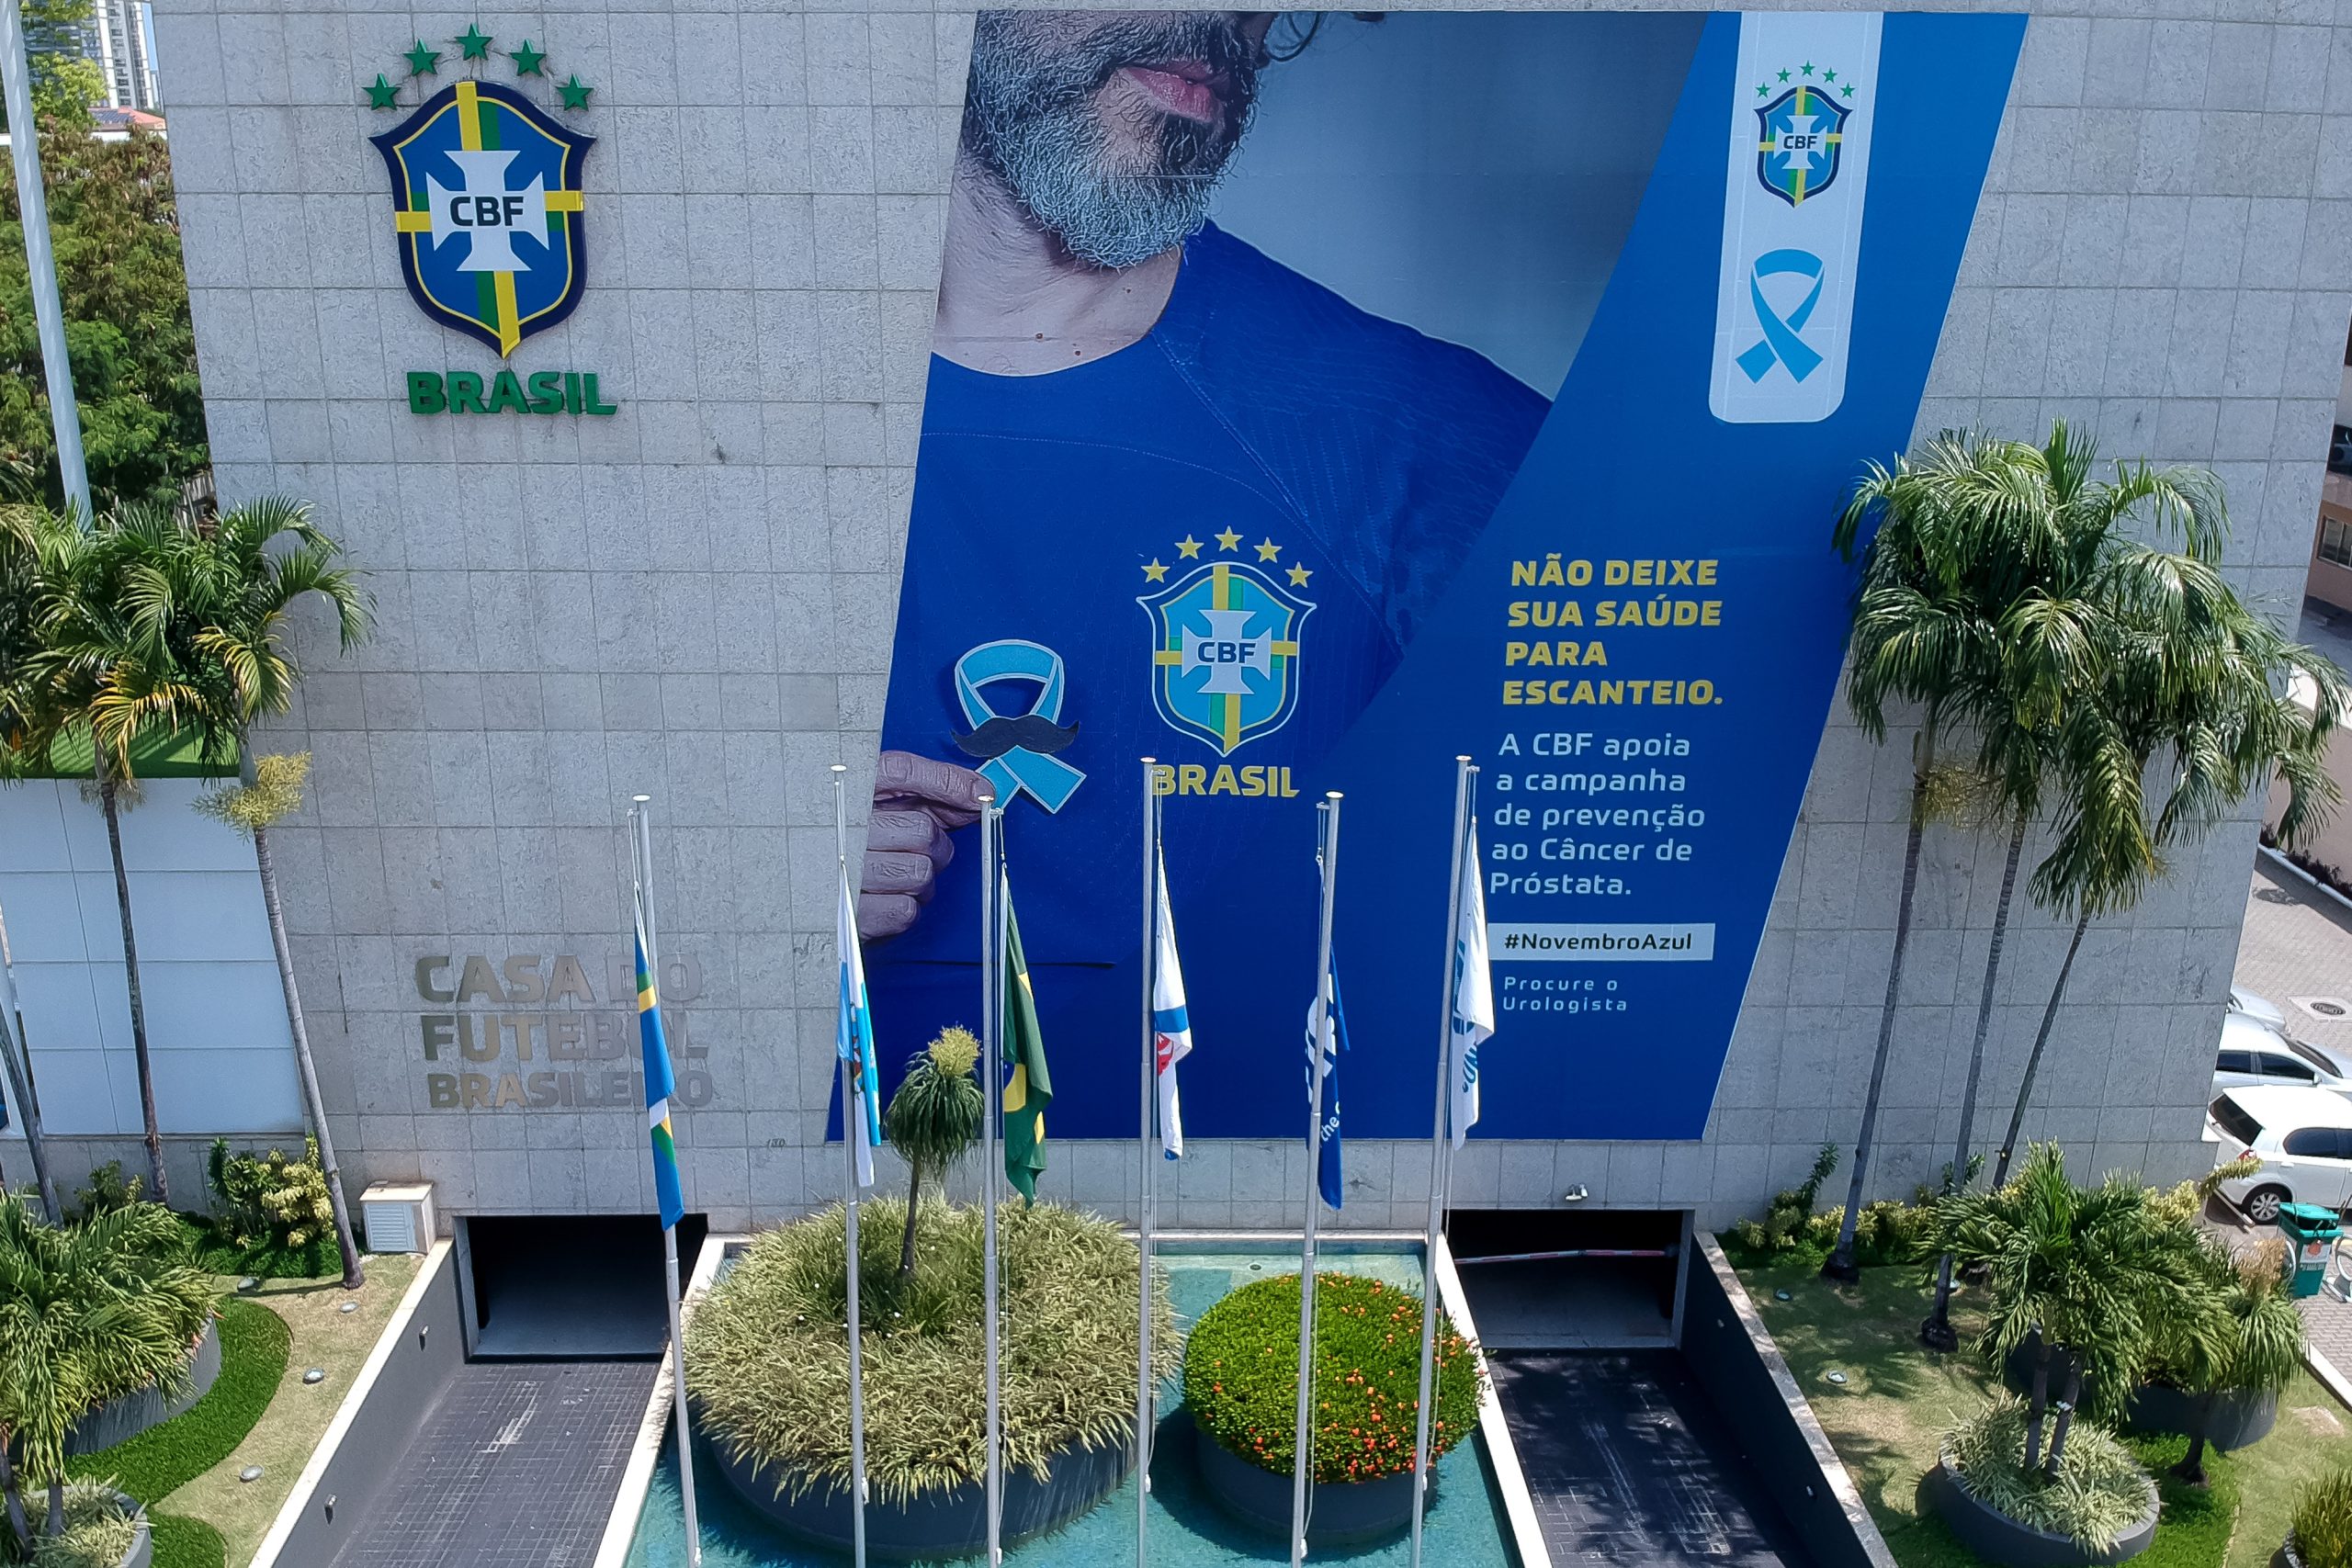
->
[634,917,685,1232]
[1305,948,1347,1210]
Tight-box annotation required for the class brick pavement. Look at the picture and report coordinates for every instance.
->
[2230,860,2352,1056]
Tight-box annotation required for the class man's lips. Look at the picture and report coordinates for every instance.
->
[1114,61,1223,123]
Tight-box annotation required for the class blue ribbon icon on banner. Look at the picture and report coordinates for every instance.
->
[1736,248,1826,384]
[950,639,1086,812]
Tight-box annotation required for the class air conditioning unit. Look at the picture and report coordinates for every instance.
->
[358,1182,436,1254]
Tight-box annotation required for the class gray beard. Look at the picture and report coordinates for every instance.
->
[962,15,1257,270]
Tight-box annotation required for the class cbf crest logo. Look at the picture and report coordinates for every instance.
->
[365,28,597,355]
[1137,531,1316,756]
[1754,70,1853,208]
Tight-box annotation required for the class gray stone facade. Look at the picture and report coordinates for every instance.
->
[97,0,2332,1234]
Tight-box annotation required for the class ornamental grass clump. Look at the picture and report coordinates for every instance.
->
[1943,1395,2153,1552]
[7,1484,138,1568]
[1182,1273,1483,1485]
[2295,1469,2352,1568]
[686,1199,1176,1506]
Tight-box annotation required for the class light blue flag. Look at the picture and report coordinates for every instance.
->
[837,863,882,1187]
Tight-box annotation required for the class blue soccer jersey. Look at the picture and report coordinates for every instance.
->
[872,222,1548,1137]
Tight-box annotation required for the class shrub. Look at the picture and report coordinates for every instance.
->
[1182,1272,1484,1485]
[687,1199,1177,1506]
[71,1162,141,1221]
[10,1483,139,1568]
[1943,1394,2153,1552]
[2293,1468,2352,1568]
[202,1137,338,1278]
[1725,1145,1932,1267]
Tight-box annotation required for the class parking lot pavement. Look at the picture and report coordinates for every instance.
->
[2233,859,2352,1056]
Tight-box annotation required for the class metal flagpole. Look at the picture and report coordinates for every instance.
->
[630,798,702,1568]
[831,767,871,1568]
[1292,792,1342,1568]
[979,795,1004,1567]
[0,0,89,520]
[0,899,58,1221]
[1136,759,1159,1568]
[1409,759,1476,1568]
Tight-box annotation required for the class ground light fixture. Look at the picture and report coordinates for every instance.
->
[1561,1185,1589,1202]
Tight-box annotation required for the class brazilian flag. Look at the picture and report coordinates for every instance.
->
[1001,876,1053,1204]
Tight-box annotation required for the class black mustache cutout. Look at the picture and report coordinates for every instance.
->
[955,714,1081,760]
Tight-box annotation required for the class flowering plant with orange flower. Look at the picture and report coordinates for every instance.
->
[1181,1271,1483,1483]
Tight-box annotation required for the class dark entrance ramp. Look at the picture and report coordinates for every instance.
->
[327,1359,656,1568]
[1490,1351,1810,1568]
[467,1213,705,1359]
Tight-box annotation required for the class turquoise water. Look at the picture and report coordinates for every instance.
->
[626,1248,1519,1567]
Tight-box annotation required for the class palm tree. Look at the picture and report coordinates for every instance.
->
[2153,1235,2302,1487]
[1825,426,2124,1285]
[882,1026,982,1280]
[1927,1143,2222,1474]
[130,497,373,1289]
[0,1190,214,1549]
[0,508,178,1201]
[1991,529,2346,1187]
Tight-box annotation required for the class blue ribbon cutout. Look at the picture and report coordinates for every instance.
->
[1736,247,1826,384]
[952,639,1086,812]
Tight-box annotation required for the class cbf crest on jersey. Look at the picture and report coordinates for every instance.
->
[1755,77,1850,208]
[1139,541,1314,756]
[366,30,596,357]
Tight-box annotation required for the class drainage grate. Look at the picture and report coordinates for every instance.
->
[2295,997,2352,1021]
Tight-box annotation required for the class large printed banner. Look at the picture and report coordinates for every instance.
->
[862,10,2024,1142]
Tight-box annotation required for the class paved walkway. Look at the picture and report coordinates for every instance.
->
[1489,1352,1807,1568]
[2231,858,2352,1056]
[329,1359,657,1568]
[2230,854,2352,1383]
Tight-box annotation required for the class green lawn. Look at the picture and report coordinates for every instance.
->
[51,1252,421,1568]
[1735,1256,2352,1568]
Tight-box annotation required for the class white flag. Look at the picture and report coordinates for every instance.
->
[836,863,881,1189]
[1449,827,1495,1149]
[1152,850,1193,1157]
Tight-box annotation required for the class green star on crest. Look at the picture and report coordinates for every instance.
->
[510,39,547,76]
[1800,61,1814,75]
[1776,68,1790,82]
[1841,84,1855,96]
[404,39,441,76]
[558,73,594,109]
[1822,68,1838,83]
[365,72,398,108]
[1756,82,1768,96]
[456,24,493,61]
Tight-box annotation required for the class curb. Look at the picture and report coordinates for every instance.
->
[2257,844,2352,925]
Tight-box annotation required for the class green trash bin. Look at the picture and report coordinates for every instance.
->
[2279,1203,2341,1299]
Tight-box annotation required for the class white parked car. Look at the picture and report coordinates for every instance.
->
[2212,1010,2352,1094]
[2233,986,2290,1031]
[2209,1084,2352,1224]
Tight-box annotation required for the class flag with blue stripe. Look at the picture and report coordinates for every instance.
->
[635,909,685,1231]
[837,863,882,1189]
[1152,848,1192,1158]
[1305,947,1347,1210]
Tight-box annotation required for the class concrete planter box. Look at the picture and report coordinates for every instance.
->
[1925,1455,2158,1568]
[1193,1426,1420,1546]
[2124,1382,2278,1452]
[706,1429,1129,1561]
[66,1317,220,1457]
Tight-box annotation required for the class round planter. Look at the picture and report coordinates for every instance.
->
[66,1316,220,1457]
[2282,1531,2305,1568]
[707,1428,1129,1561]
[2123,1382,2279,1452]
[2002,1335,2102,1415]
[1925,1456,2158,1568]
[1193,1425,1421,1547]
